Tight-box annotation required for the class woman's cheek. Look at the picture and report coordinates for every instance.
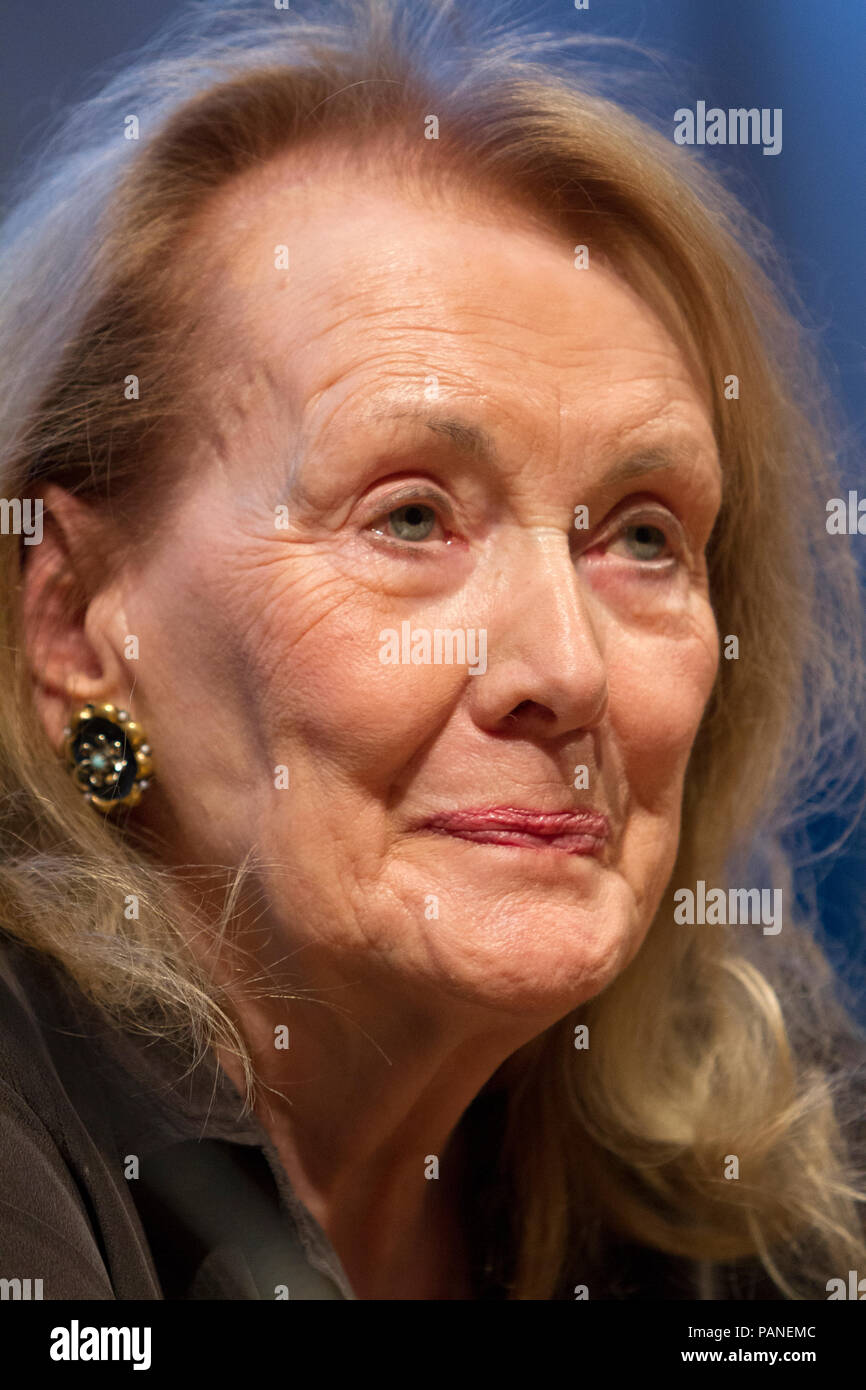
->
[605,610,719,774]
[256,588,475,775]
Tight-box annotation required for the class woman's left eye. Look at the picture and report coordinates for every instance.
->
[609,521,671,562]
[370,502,444,544]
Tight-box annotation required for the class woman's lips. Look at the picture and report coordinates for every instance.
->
[422,806,610,855]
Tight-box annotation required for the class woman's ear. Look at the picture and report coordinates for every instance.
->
[21,483,133,748]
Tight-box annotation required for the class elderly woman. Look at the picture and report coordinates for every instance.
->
[0,0,864,1302]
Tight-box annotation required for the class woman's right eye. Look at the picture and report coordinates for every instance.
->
[369,502,446,544]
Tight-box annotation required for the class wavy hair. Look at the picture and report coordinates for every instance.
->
[0,0,864,1299]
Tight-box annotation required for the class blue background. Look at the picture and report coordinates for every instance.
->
[2,0,864,1011]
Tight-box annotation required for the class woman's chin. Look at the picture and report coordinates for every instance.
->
[412,891,642,1015]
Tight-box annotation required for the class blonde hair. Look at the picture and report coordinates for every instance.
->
[1,0,864,1299]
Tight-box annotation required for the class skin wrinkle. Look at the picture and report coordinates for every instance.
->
[29,164,725,1299]
[312,380,717,534]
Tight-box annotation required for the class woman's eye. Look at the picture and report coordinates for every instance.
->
[375,502,441,543]
[611,522,670,562]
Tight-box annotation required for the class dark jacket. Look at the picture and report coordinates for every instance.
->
[0,928,859,1300]
[0,930,352,1299]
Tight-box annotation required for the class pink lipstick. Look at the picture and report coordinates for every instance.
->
[423,806,609,855]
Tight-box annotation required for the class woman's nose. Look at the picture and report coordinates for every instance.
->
[467,529,609,740]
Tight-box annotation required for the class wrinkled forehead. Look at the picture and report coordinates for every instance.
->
[178,145,716,462]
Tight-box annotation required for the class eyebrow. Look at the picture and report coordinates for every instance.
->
[369,407,500,463]
[366,407,710,485]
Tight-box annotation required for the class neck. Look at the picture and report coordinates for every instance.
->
[210,944,542,1299]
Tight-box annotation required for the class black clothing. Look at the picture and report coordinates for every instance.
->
[0,930,860,1300]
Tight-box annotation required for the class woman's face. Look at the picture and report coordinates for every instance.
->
[100,165,722,1022]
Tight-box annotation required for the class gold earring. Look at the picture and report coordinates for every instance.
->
[63,702,153,812]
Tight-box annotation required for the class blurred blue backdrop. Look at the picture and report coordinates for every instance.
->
[2,0,864,1012]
